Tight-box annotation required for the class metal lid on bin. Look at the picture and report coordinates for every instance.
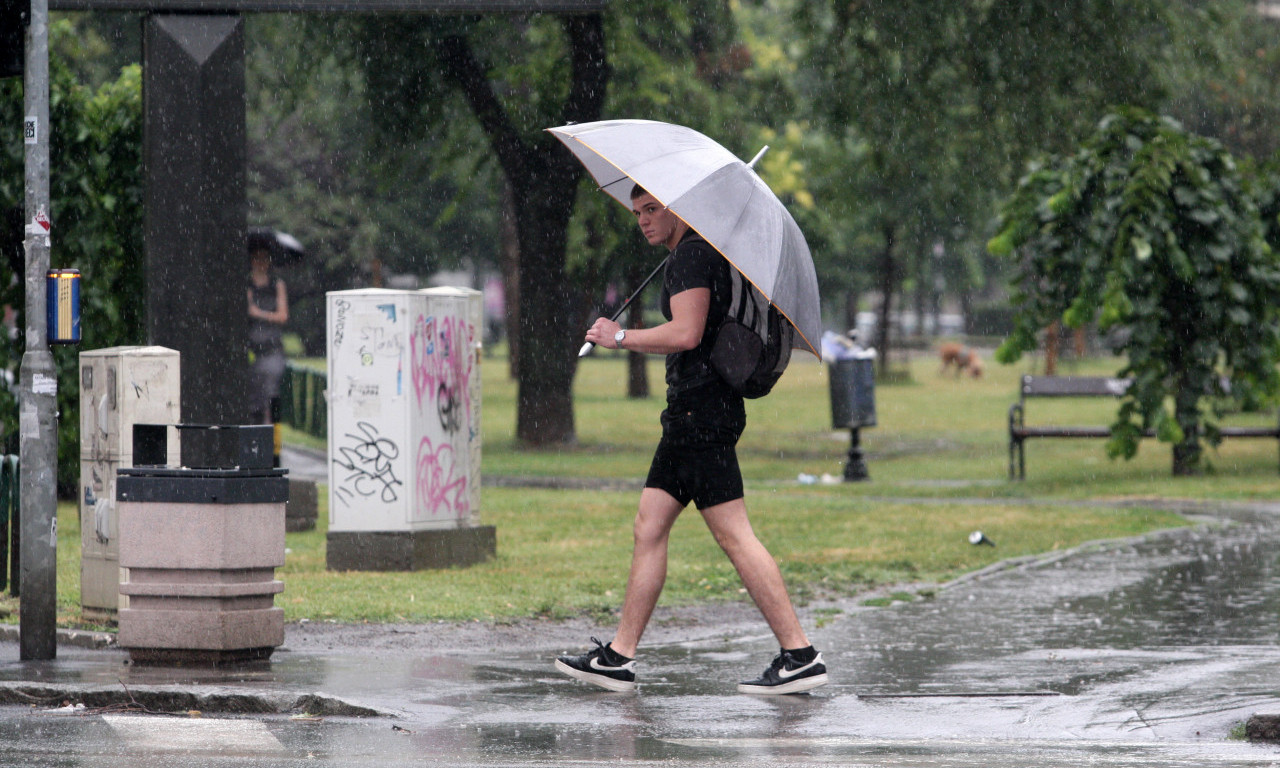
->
[116,466,289,505]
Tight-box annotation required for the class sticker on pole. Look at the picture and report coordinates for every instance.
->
[24,116,36,145]
[33,373,57,395]
[26,207,50,236]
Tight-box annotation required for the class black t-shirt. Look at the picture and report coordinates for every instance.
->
[659,231,745,442]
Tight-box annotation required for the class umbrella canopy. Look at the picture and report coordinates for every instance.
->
[547,119,822,356]
[248,227,306,266]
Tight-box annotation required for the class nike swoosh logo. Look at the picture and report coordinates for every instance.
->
[777,656,822,679]
[590,658,634,672]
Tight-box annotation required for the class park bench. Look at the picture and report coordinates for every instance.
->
[1008,374,1280,480]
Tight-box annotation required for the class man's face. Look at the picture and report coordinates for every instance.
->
[632,193,682,249]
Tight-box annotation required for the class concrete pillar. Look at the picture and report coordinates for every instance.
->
[143,14,247,425]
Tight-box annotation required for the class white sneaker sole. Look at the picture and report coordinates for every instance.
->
[555,659,636,692]
[737,672,829,695]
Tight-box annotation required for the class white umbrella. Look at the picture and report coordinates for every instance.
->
[547,119,822,357]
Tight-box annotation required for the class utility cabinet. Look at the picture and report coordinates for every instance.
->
[325,288,493,570]
[78,347,180,621]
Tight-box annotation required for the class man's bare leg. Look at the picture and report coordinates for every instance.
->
[700,497,808,650]
[609,488,685,658]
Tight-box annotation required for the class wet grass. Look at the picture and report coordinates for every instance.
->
[270,487,1181,623]
[490,349,1280,500]
[16,347,1280,628]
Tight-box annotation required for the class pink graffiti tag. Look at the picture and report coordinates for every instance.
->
[410,313,476,433]
[410,314,436,407]
[416,436,469,519]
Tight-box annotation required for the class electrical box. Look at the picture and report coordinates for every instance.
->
[326,288,482,535]
[79,346,180,620]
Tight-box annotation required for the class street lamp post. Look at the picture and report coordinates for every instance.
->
[19,0,56,661]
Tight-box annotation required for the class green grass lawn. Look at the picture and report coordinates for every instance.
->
[9,347,1279,628]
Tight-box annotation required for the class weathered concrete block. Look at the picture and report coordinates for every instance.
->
[286,479,317,532]
[120,501,285,570]
[326,526,496,571]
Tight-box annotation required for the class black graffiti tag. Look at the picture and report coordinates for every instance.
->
[437,382,462,434]
[332,421,402,504]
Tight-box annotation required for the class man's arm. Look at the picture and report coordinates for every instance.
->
[584,287,709,354]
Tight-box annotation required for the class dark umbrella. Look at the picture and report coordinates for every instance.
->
[248,227,306,265]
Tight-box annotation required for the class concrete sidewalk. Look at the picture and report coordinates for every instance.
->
[3,502,1280,766]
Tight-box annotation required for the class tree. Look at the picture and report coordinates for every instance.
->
[0,21,146,496]
[793,0,1237,370]
[245,15,508,356]
[990,109,1280,475]
[333,13,605,445]
[338,3,754,444]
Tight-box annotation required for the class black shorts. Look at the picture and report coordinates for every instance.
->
[645,438,744,510]
[644,393,746,510]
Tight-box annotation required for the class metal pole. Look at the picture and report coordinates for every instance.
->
[19,0,56,661]
[843,427,869,482]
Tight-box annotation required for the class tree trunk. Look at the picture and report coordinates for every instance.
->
[875,223,896,376]
[1172,383,1203,476]
[513,179,580,445]
[626,296,649,399]
[843,288,860,337]
[500,181,520,380]
[912,248,927,340]
[1044,320,1060,376]
[436,15,607,446]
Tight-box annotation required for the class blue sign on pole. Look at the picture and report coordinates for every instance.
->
[46,268,80,344]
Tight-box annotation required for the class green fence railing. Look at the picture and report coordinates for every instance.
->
[280,362,327,441]
[0,454,18,596]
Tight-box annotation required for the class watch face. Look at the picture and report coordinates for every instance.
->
[615,330,626,342]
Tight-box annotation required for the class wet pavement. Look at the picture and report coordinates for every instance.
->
[3,503,1280,766]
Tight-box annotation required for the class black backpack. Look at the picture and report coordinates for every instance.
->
[708,268,794,399]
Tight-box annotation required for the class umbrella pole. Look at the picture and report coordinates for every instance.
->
[578,257,668,357]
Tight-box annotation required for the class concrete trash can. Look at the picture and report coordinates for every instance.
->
[116,424,287,664]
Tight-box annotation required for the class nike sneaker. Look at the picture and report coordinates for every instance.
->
[737,646,828,695]
[555,637,637,692]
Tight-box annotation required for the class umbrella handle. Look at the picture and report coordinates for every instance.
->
[578,256,669,358]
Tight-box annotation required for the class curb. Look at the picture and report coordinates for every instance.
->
[0,625,116,651]
[0,681,391,718]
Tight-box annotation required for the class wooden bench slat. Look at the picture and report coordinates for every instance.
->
[1014,426,1120,439]
[1216,426,1280,438]
[1020,375,1131,398]
[1009,374,1279,479]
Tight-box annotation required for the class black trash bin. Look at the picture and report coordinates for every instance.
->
[827,356,876,481]
[829,357,877,430]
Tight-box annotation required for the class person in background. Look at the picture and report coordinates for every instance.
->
[247,245,288,425]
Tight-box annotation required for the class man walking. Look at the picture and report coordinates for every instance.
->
[554,186,828,695]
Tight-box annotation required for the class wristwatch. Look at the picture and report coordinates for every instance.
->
[614,329,627,349]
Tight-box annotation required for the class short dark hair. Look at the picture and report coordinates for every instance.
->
[630,183,650,200]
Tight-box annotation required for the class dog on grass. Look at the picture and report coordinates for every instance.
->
[938,342,983,378]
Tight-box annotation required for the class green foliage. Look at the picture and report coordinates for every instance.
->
[991,109,1280,474]
[794,0,1241,360]
[0,21,145,495]
[1257,155,1280,254]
